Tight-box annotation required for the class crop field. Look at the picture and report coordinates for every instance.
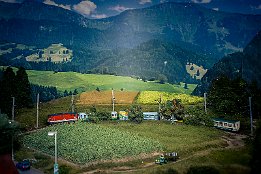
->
[77,90,139,105]
[23,122,163,164]
[137,91,204,105]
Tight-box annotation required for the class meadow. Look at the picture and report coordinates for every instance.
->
[26,69,197,94]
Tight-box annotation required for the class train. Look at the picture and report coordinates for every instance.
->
[47,112,240,132]
[47,112,78,124]
[111,111,160,121]
[47,111,160,124]
[213,118,240,132]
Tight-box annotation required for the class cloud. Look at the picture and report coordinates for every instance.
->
[91,14,107,19]
[109,5,133,12]
[212,7,219,11]
[139,0,152,5]
[192,0,212,4]
[0,0,19,3]
[73,0,97,16]
[43,0,71,10]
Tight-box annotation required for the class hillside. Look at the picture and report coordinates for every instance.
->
[94,39,211,83]
[193,30,261,96]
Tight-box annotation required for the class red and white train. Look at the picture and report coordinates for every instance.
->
[47,112,78,124]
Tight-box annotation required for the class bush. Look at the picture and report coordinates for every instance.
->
[187,166,219,174]
[128,105,143,123]
[59,165,71,174]
[183,106,213,127]
[96,112,110,121]
[88,115,99,123]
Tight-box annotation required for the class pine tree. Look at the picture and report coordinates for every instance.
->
[15,67,32,108]
[0,67,16,117]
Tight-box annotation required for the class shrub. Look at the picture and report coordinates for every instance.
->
[183,106,213,127]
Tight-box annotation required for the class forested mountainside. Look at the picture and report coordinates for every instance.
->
[193,30,261,96]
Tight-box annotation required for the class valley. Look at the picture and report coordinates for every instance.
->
[1,0,261,174]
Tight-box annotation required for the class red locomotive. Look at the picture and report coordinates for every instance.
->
[47,112,78,124]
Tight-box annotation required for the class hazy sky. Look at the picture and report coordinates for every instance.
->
[1,0,261,19]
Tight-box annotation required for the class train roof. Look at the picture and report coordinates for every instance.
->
[213,118,240,123]
[48,112,77,116]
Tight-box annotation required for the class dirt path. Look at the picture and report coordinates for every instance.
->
[221,132,247,149]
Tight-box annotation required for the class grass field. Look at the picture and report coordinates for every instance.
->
[26,69,197,94]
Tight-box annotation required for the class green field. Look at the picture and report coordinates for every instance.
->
[26,69,197,94]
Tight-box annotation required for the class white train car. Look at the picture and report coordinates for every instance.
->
[213,118,240,132]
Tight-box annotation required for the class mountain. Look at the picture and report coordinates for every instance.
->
[1,1,261,84]
[1,1,261,55]
[99,2,261,57]
[193,30,261,96]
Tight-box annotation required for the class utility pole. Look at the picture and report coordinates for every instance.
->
[11,97,15,161]
[112,89,115,112]
[12,97,15,121]
[204,93,207,113]
[249,97,253,136]
[158,94,162,113]
[36,93,39,128]
[71,94,74,113]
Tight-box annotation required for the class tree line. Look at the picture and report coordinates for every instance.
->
[0,67,64,119]
[0,67,32,118]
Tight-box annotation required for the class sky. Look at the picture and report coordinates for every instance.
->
[1,0,261,19]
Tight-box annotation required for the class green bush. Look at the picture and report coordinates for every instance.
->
[183,106,213,127]
[59,165,71,174]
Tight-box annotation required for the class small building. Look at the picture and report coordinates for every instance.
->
[213,118,240,132]
[119,111,128,120]
[143,112,159,120]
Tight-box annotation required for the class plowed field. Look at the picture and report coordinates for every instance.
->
[77,90,139,105]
